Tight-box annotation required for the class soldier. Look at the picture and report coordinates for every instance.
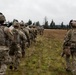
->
[9,20,27,70]
[32,25,37,38]
[0,12,10,75]
[37,26,44,35]
[62,20,76,74]
[29,25,37,43]
[20,21,30,57]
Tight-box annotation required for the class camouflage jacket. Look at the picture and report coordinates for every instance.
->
[64,28,76,46]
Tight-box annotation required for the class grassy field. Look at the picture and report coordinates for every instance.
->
[6,29,73,75]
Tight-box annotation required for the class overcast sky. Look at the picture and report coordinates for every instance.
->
[0,0,76,25]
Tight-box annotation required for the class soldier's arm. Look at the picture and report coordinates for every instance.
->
[63,29,72,45]
[4,27,14,39]
[61,30,71,57]
[4,27,13,46]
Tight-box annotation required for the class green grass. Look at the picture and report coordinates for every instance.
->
[6,34,73,75]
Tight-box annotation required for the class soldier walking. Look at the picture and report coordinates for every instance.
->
[9,20,27,70]
[0,12,11,75]
[62,20,76,75]
[20,21,30,54]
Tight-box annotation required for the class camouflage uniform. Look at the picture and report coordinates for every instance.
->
[0,13,10,75]
[29,25,37,43]
[23,27,30,47]
[63,20,76,74]
[20,21,29,57]
[32,25,37,39]
[9,21,27,70]
[37,26,44,35]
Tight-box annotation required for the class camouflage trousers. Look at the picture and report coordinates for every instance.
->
[10,55,20,70]
[65,52,76,75]
[0,46,10,75]
[21,43,26,58]
[9,44,22,70]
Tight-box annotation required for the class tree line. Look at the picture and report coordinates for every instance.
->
[26,19,71,29]
[7,15,71,29]
[43,19,71,29]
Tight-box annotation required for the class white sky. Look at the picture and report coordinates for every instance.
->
[0,0,76,25]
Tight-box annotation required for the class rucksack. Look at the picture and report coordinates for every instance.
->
[0,26,9,61]
[9,29,21,55]
[70,29,76,42]
[12,29,21,44]
[0,26,6,45]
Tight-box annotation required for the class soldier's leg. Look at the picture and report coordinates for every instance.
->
[14,57,20,70]
[25,32,30,47]
[22,49,25,58]
[71,52,76,75]
[10,56,15,70]
[14,45,22,70]
[21,43,26,58]
[29,33,33,44]
[27,38,30,47]
[65,55,71,71]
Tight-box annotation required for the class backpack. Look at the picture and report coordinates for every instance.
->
[0,26,9,61]
[70,29,76,42]
[12,29,20,44]
[0,26,6,45]
[9,29,21,55]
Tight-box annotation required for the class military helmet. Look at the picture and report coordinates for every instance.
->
[13,19,18,22]
[69,20,76,27]
[20,20,25,26]
[0,12,6,24]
